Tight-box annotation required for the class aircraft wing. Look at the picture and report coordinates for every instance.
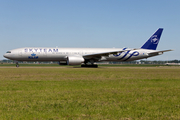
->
[83,49,131,59]
[148,49,173,56]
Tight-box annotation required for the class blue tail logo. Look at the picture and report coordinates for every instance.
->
[141,28,163,50]
[151,35,159,44]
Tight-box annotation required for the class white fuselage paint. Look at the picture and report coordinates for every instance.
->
[3,47,157,62]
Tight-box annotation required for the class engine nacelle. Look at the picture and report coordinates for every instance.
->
[67,56,84,65]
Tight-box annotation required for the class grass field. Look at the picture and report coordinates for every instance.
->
[0,66,180,119]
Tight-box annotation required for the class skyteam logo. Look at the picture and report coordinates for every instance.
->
[28,53,38,59]
[113,48,139,61]
[151,35,159,44]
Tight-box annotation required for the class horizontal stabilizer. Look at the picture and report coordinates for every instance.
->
[148,49,173,56]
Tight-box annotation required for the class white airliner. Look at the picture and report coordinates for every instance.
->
[3,28,173,67]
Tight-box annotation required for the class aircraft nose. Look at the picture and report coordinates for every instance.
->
[3,54,7,58]
[3,53,8,58]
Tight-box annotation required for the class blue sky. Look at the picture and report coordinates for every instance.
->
[0,0,179,60]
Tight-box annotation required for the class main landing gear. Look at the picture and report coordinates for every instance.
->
[81,60,98,68]
[81,63,98,68]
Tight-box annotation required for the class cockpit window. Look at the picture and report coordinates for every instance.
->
[6,51,11,53]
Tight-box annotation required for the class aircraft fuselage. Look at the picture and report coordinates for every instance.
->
[4,47,154,62]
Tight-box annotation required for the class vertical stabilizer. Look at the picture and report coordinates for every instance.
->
[141,28,163,50]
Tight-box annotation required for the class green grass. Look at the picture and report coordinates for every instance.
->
[0,67,180,119]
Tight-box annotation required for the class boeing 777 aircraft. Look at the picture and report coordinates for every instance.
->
[3,28,173,67]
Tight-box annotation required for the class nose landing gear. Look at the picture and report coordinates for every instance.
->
[16,62,19,67]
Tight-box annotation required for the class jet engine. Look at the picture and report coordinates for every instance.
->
[67,56,85,65]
